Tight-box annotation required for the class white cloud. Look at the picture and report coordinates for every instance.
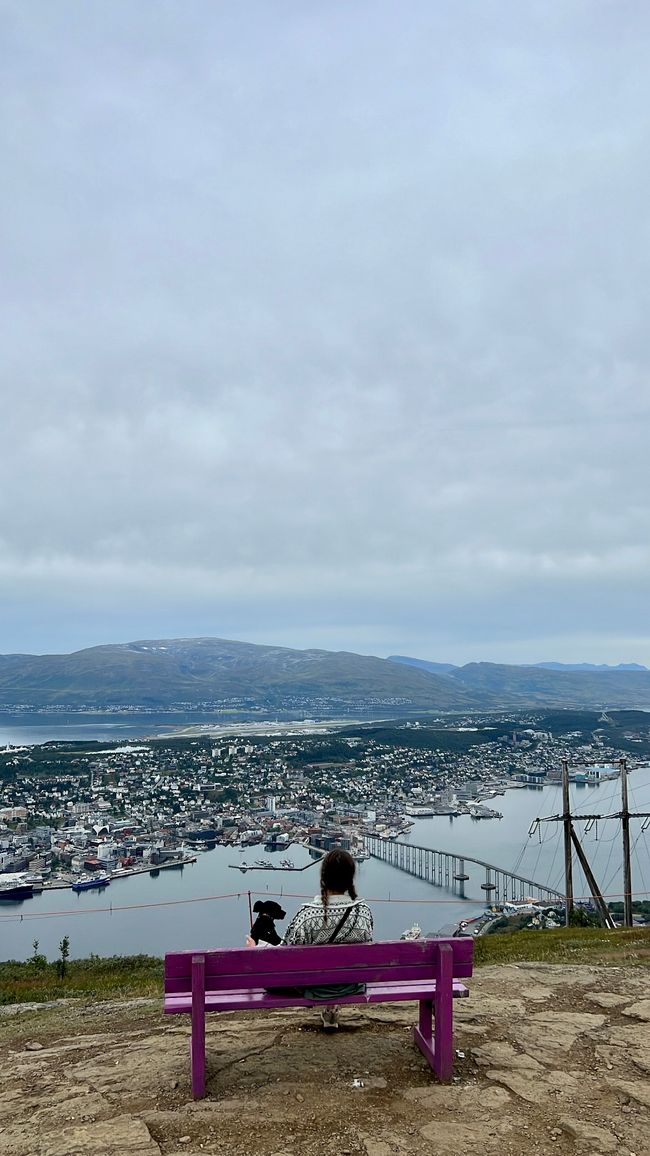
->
[2,1,650,661]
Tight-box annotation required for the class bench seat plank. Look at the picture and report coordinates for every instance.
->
[165,978,469,1014]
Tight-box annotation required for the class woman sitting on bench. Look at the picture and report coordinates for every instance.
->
[283,848,373,1029]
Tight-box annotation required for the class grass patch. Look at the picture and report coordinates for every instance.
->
[474,925,650,967]
[0,954,162,1005]
[3,928,650,1007]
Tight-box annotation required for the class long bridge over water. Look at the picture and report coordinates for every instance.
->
[364,835,564,904]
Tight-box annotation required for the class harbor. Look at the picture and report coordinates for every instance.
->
[0,853,199,899]
[2,760,650,962]
[229,856,313,873]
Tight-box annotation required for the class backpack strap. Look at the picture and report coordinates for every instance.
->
[327,903,353,943]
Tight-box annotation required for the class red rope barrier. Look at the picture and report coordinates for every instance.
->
[1,887,650,924]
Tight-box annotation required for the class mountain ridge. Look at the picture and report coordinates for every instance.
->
[0,636,478,710]
[2,637,650,711]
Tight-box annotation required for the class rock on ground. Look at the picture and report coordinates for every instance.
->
[0,964,648,1156]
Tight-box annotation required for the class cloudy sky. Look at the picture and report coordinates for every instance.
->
[2,1,650,664]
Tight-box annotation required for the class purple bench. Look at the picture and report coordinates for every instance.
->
[164,937,473,1098]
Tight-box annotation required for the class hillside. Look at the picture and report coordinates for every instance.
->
[2,951,649,1156]
[4,638,650,711]
[452,661,650,708]
[389,655,650,710]
[0,638,479,710]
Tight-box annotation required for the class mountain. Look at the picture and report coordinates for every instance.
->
[532,662,648,672]
[387,656,458,674]
[384,654,650,709]
[449,662,650,709]
[0,637,479,710]
[4,639,650,713]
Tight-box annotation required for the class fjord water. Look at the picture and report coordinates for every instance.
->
[0,711,279,746]
[2,768,650,961]
[0,708,396,746]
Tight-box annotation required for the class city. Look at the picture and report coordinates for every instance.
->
[2,709,647,900]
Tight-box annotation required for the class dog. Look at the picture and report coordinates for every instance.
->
[249,899,286,945]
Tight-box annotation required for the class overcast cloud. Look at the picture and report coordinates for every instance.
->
[2,1,650,663]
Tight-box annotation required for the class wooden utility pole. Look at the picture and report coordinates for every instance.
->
[562,758,574,926]
[534,760,650,929]
[569,827,616,928]
[620,758,633,927]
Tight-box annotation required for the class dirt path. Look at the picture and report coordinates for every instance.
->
[1,964,649,1156]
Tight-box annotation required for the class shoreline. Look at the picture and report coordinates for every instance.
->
[40,855,198,891]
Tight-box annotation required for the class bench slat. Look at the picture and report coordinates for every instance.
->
[165,938,472,973]
[165,978,470,1014]
[164,939,473,993]
[165,961,469,992]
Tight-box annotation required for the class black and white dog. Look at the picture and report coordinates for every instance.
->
[249,899,286,946]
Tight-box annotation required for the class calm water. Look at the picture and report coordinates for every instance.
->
[0,711,225,746]
[0,709,394,747]
[2,768,649,961]
[405,767,650,914]
[0,844,453,961]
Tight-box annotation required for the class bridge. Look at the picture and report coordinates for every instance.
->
[364,835,564,904]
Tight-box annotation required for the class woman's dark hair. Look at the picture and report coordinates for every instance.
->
[320,847,357,923]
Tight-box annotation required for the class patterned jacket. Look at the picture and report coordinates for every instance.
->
[283,895,373,946]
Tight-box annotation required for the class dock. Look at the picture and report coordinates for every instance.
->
[43,855,198,890]
[228,860,314,873]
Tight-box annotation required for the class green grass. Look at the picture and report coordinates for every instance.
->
[2,927,650,1007]
[0,954,162,1005]
[474,925,650,966]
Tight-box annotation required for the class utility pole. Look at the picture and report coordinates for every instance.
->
[534,758,650,929]
[569,827,616,928]
[562,758,574,926]
[620,757,633,928]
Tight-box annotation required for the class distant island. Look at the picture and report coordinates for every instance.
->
[1,637,650,711]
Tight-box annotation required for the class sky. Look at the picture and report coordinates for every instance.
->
[2,1,650,665]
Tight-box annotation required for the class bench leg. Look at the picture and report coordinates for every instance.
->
[412,944,455,1082]
[412,999,436,1072]
[191,955,206,1099]
[433,944,454,1081]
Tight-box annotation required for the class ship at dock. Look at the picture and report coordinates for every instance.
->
[467,803,503,820]
[71,872,111,892]
[0,873,35,901]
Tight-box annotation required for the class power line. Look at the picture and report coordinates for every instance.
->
[3,884,650,925]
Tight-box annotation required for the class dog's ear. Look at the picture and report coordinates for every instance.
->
[253,900,264,913]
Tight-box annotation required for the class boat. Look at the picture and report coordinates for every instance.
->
[467,804,503,820]
[71,872,111,892]
[0,874,34,901]
[23,872,45,889]
[400,923,422,940]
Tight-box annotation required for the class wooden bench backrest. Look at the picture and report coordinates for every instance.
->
[164,937,474,994]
